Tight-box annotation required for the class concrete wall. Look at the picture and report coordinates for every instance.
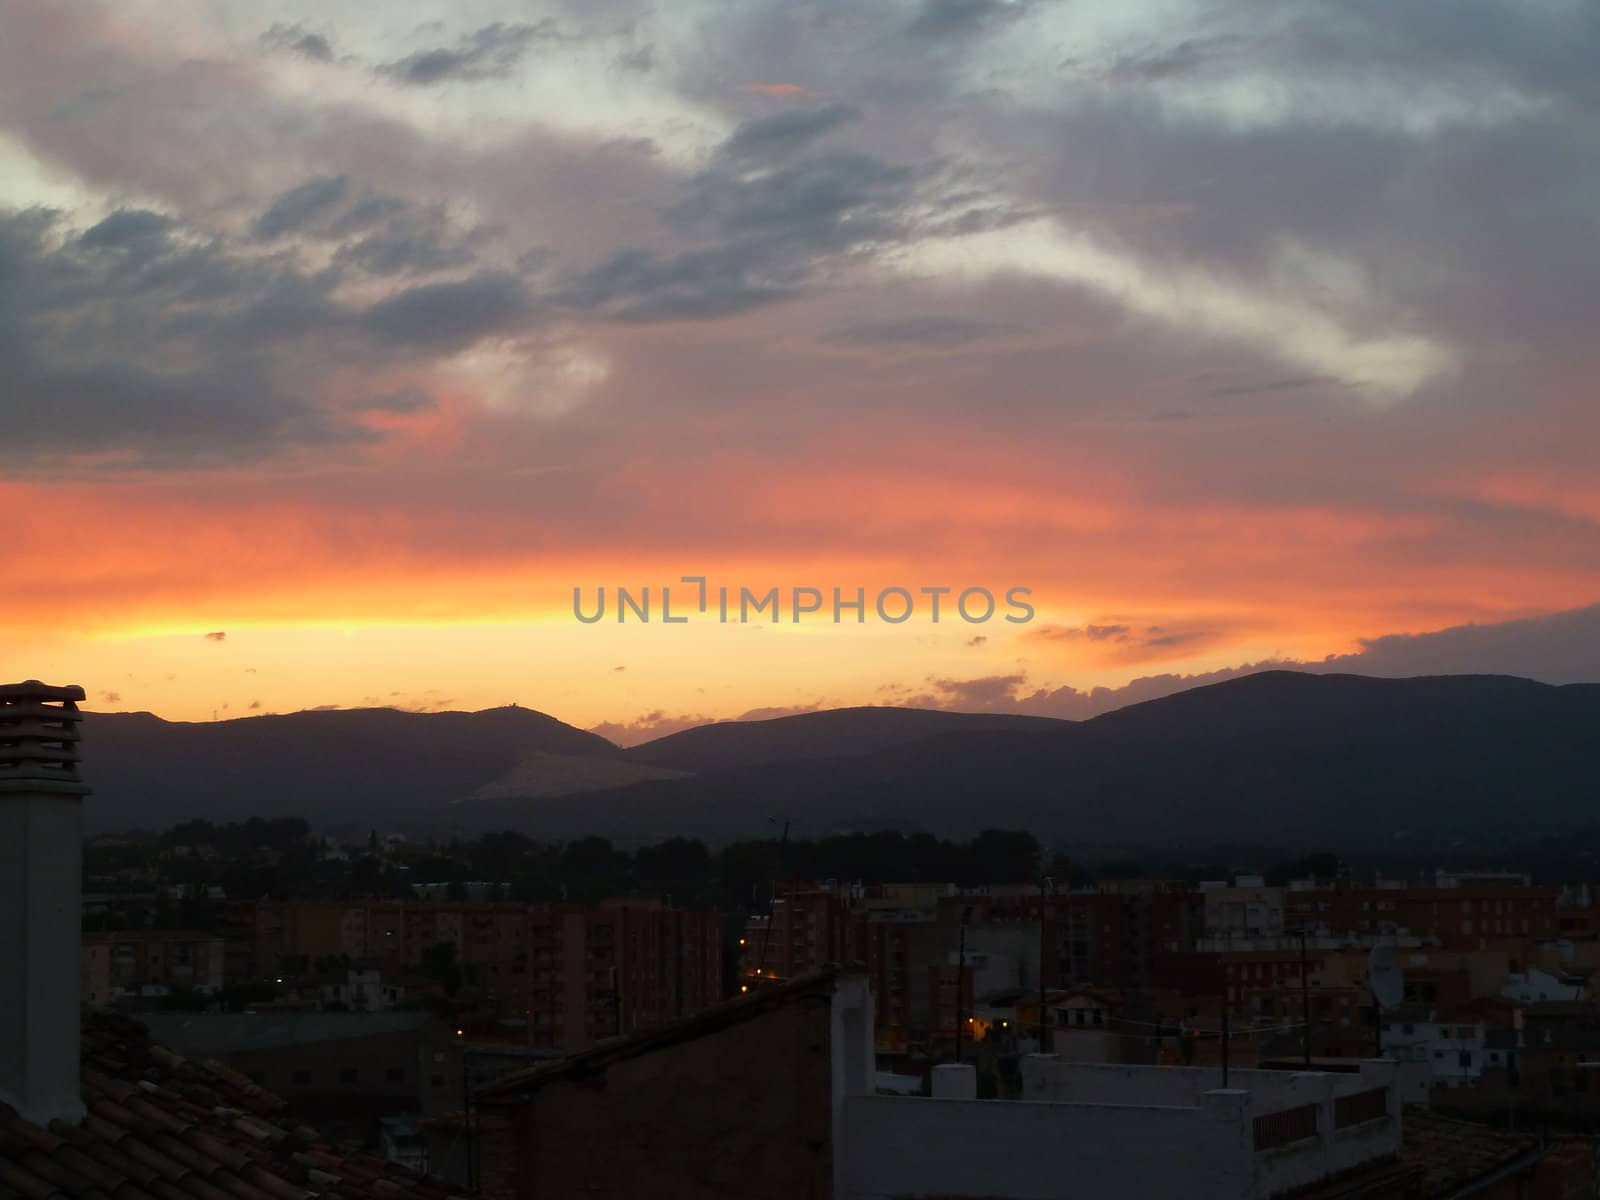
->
[1020,1058,1392,1116]
[1250,1065,1401,1199]
[839,1091,1253,1200]
[0,789,85,1125]
[1014,1058,1401,1199]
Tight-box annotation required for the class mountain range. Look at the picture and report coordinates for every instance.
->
[77,672,1600,849]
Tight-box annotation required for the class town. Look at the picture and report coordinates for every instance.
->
[33,687,1598,1195]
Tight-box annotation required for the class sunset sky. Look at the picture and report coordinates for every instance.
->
[5,0,1600,742]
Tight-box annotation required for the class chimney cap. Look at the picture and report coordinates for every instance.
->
[0,681,87,703]
[1,682,90,796]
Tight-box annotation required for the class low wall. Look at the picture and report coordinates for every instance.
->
[1020,1058,1394,1117]
[839,1091,1253,1200]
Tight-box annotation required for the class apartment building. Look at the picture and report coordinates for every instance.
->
[81,929,226,1007]
[526,899,722,1050]
[251,896,722,1035]
[1283,882,1558,947]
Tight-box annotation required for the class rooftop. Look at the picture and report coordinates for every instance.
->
[0,1012,464,1200]
[137,1013,437,1059]
[477,967,852,1102]
[1399,1108,1541,1196]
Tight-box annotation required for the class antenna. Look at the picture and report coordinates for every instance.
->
[1369,943,1404,1058]
[1369,944,1404,1009]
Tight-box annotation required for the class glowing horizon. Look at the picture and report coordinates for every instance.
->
[5,1,1600,740]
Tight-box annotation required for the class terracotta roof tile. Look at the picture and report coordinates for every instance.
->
[0,1016,465,1200]
[1401,1107,1542,1196]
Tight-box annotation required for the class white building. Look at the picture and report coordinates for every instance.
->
[838,1052,1404,1199]
[1202,880,1286,941]
[1381,1008,1487,1088]
[1504,965,1581,1005]
[320,966,407,1011]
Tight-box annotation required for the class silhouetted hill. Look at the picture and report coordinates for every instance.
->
[77,673,1600,847]
[625,706,1069,773]
[80,705,620,833]
[474,672,1600,847]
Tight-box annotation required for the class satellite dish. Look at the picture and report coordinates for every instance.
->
[1369,944,1404,1010]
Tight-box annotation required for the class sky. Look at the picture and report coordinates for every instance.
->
[4,0,1600,744]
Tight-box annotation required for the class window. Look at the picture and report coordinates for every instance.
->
[386,1067,406,1084]
[340,1068,358,1085]
[431,1074,445,1089]
[291,1069,312,1086]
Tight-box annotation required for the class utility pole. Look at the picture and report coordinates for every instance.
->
[1221,1003,1230,1088]
[954,905,973,1062]
[1038,863,1055,1054]
[1299,925,1312,1067]
[754,816,790,989]
[459,1048,475,1191]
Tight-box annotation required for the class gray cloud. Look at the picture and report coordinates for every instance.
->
[259,23,335,63]
[378,22,557,86]
[1143,630,1209,649]
[361,271,533,349]
[560,115,929,322]
[589,709,711,746]
[906,0,1033,40]
[335,227,475,277]
[1333,604,1600,682]
[0,209,349,465]
[254,177,482,276]
[617,45,655,73]
[79,209,177,251]
[1029,623,1131,643]
[253,176,350,240]
[0,201,530,467]
[901,604,1600,722]
[825,314,1003,346]
[1208,376,1334,398]
[1099,35,1246,84]
[363,387,435,413]
[722,105,858,160]
[559,244,802,321]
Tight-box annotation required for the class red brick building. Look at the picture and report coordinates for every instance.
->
[526,900,722,1050]
[1283,884,1557,949]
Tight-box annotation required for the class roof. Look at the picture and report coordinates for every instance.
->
[476,968,853,1103]
[0,1012,465,1200]
[1400,1108,1542,1197]
[83,932,222,946]
[137,1014,436,1059]
[1524,1000,1595,1018]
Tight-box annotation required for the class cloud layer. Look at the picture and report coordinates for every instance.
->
[2,0,1598,724]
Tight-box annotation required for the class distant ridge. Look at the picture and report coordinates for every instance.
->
[80,704,618,833]
[625,706,1069,773]
[76,672,1600,847]
[474,671,1600,846]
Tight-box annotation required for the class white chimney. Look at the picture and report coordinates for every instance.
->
[0,681,90,1125]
